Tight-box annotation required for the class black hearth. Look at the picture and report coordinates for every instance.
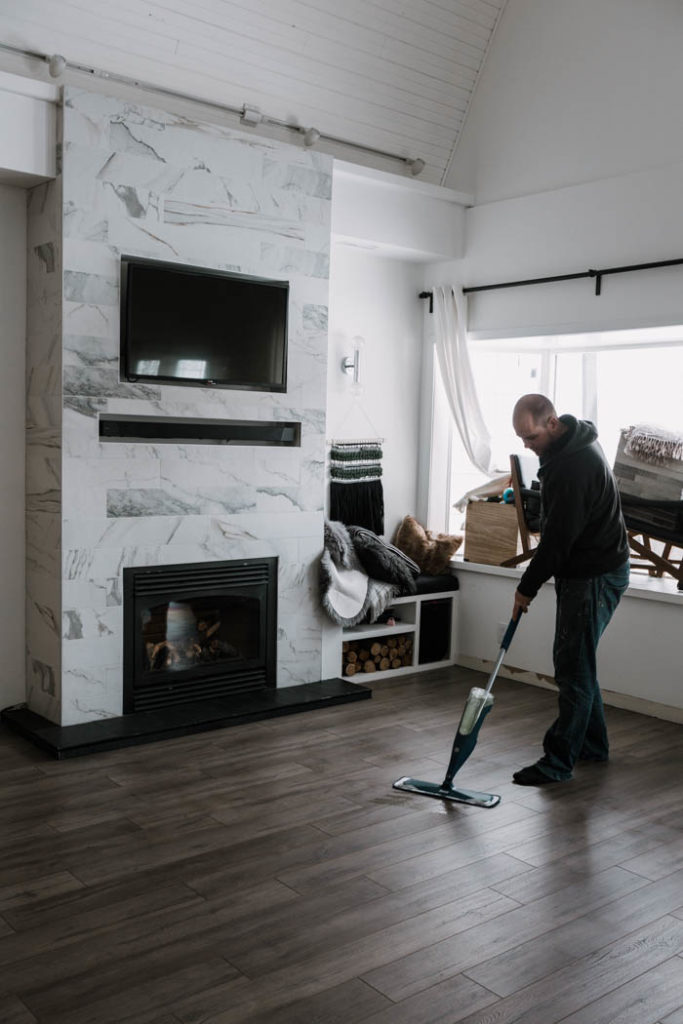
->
[123,557,277,713]
[2,554,372,758]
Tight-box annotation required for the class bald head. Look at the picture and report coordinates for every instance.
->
[512,394,565,457]
[513,394,557,423]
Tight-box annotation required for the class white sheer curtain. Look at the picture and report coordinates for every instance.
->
[432,285,492,475]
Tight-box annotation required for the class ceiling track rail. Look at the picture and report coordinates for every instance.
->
[0,41,424,175]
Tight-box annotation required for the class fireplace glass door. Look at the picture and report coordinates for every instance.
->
[123,558,277,712]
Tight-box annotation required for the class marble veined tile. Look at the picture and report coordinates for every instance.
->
[106,485,258,517]
[60,666,122,725]
[64,270,118,306]
[40,87,330,723]
[303,303,328,332]
[26,660,61,723]
[63,238,119,277]
[63,298,118,340]
[165,168,261,210]
[262,159,333,200]
[157,452,300,490]
[27,180,61,246]
[63,367,162,401]
[62,579,110,613]
[162,199,306,242]
[63,334,119,369]
[259,242,330,279]
[63,198,109,244]
[62,605,121,641]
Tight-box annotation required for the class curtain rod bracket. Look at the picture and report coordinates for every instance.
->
[587,269,602,295]
[419,290,434,313]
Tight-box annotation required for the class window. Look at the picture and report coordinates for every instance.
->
[446,325,683,532]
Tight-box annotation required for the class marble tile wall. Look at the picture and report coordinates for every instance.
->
[28,87,332,726]
[26,178,63,723]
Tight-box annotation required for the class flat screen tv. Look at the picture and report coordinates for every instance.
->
[120,256,289,392]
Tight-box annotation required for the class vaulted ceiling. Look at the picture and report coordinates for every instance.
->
[0,0,508,185]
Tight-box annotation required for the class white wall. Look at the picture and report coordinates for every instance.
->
[436,164,683,338]
[0,71,57,186]
[455,564,683,721]
[327,246,425,541]
[437,0,683,335]
[446,0,683,205]
[332,162,469,261]
[0,184,26,709]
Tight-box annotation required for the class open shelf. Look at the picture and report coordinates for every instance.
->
[339,591,457,681]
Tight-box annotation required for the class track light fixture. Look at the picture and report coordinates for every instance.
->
[406,157,426,177]
[301,126,321,148]
[240,105,262,127]
[47,53,67,78]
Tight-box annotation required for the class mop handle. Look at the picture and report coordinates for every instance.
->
[483,611,521,697]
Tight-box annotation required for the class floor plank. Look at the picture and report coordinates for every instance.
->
[0,669,681,1023]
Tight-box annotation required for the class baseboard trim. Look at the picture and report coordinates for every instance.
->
[454,656,683,724]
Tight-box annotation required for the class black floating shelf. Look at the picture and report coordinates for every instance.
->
[99,414,301,447]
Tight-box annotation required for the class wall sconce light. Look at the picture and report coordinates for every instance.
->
[341,335,364,391]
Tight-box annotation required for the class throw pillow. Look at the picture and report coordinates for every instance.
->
[394,515,463,575]
[348,526,420,594]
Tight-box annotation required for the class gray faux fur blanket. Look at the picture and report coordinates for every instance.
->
[319,520,400,627]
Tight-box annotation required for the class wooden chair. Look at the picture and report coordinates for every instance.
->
[501,454,540,568]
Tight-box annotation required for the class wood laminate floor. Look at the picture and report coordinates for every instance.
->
[1,666,682,1024]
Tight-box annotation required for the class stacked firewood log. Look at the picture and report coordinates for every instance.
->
[342,634,414,676]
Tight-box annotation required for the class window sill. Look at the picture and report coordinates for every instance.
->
[450,554,683,606]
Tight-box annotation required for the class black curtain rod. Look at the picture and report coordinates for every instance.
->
[419,257,683,309]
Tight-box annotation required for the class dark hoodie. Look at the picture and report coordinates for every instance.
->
[518,415,629,599]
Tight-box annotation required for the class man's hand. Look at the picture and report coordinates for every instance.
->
[513,588,532,618]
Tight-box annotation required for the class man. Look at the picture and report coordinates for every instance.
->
[510,394,630,786]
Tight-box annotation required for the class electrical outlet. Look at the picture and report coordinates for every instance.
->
[496,622,507,644]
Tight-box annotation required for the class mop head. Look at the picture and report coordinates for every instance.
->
[392,777,500,807]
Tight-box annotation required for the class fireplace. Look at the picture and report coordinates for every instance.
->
[123,558,277,713]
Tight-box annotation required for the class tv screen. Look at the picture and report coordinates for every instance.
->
[120,257,289,392]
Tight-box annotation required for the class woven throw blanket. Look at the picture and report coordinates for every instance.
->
[624,424,683,465]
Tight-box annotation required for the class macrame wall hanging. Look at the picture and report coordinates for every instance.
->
[329,439,385,536]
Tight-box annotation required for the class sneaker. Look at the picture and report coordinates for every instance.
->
[512,764,565,786]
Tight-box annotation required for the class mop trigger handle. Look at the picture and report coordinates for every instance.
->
[500,611,521,651]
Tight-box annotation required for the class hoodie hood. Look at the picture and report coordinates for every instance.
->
[539,415,598,472]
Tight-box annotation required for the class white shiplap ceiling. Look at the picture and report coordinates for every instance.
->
[0,0,507,184]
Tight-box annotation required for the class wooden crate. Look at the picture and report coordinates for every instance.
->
[464,501,520,565]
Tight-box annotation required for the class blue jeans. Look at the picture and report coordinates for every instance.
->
[536,561,630,781]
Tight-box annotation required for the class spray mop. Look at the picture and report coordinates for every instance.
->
[393,612,521,808]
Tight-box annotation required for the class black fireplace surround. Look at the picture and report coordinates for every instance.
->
[123,557,277,713]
